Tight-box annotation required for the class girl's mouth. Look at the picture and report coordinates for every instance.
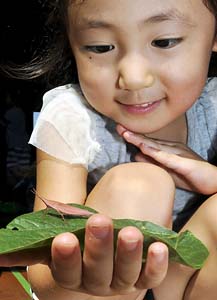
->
[118,99,163,114]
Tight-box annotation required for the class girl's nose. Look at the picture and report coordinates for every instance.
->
[118,55,154,91]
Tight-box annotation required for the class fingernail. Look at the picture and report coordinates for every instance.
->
[123,131,133,138]
[57,239,76,257]
[152,246,167,263]
[89,225,110,239]
[156,251,166,263]
[125,239,139,251]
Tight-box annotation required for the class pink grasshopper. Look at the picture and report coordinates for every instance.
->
[32,188,94,220]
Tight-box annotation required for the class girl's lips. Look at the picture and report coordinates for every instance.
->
[118,99,163,114]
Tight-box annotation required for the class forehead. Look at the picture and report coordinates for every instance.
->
[67,0,213,27]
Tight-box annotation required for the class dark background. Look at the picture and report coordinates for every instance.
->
[0,1,47,226]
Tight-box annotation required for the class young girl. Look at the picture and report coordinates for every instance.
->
[14,0,217,299]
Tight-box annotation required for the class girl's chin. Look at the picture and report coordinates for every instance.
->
[116,123,157,135]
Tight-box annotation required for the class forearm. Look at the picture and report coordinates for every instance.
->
[28,264,146,300]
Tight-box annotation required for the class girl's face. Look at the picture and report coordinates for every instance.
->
[68,0,217,135]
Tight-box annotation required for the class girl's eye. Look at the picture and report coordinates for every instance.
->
[84,45,114,53]
[151,38,182,49]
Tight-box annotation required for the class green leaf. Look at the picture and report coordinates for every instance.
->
[0,204,209,269]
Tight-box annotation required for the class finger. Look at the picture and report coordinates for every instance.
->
[136,242,168,289]
[139,144,192,174]
[82,214,114,295]
[116,124,128,136]
[50,232,82,289]
[112,226,144,293]
[0,247,50,267]
[122,130,153,148]
[122,131,174,154]
[135,152,159,165]
[142,149,217,193]
[137,144,205,181]
[137,146,216,192]
[122,130,184,154]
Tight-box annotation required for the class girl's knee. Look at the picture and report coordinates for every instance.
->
[88,163,175,225]
[106,162,175,196]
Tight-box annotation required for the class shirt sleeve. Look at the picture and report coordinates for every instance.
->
[29,85,101,168]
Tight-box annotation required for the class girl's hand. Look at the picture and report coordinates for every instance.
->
[117,125,217,195]
[50,214,168,297]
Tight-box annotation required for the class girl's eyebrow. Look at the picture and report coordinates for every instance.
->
[77,8,195,31]
[77,19,115,30]
[145,9,196,26]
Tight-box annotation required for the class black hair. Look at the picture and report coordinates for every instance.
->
[2,0,217,87]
